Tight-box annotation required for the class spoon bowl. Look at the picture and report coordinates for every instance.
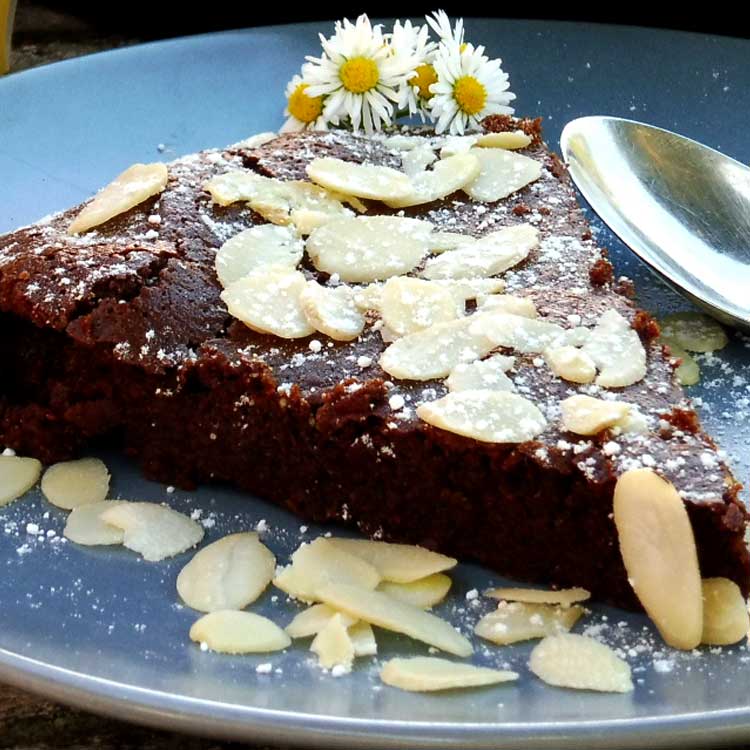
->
[560,116,750,330]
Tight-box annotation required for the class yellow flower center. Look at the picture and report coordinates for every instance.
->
[339,57,380,93]
[413,64,437,100]
[453,75,487,116]
[287,83,323,124]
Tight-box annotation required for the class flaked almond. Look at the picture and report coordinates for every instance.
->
[417,390,547,444]
[352,283,383,312]
[317,582,473,657]
[435,278,506,300]
[529,634,633,693]
[613,468,703,650]
[377,574,452,609]
[660,312,728,353]
[64,500,126,546]
[701,577,750,646]
[248,180,352,228]
[40,457,110,510]
[446,355,515,393]
[100,502,204,562]
[215,225,303,287]
[0,455,42,507]
[469,312,566,353]
[485,586,590,607]
[176,532,275,613]
[307,157,413,202]
[379,316,494,381]
[429,232,475,254]
[545,345,597,384]
[348,621,378,656]
[380,277,460,337]
[327,538,456,583]
[68,163,168,234]
[204,170,265,206]
[439,135,478,157]
[381,657,518,692]
[299,282,366,341]
[476,131,532,150]
[285,604,357,639]
[560,394,631,436]
[400,146,438,176]
[421,224,538,280]
[273,538,381,602]
[385,153,481,209]
[663,340,700,386]
[463,149,542,202]
[232,132,277,149]
[310,613,355,671]
[306,216,433,283]
[476,294,538,318]
[221,269,314,339]
[189,610,291,654]
[582,309,646,388]
[474,601,584,645]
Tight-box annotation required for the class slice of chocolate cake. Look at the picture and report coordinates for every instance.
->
[1,116,747,610]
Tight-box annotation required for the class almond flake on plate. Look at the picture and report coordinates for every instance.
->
[310,613,355,671]
[376,574,452,609]
[299,282,366,341]
[469,312,566,354]
[285,604,358,639]
[348,621,378,656]
[176,532,275,613]
[545,345,597,384]
[40,457,110,510]
[446,355,515,393]
[379,316,494,381]
[417,390,547,443]
[582,309,647,388]
[475,601,584,645]
[273,538,381,602]
[701,577,750,646]
[613,468,703,650]
[0,455,42,508]
[214,225,304,288]
[317,582,473,657]
[64,500,127,546]
[221,268,314,339]
[384,153,481,209]
[421,224,538,280]
[529,634,633,693]
[189,610,291,654]
[475,131,532,150]
[663,340,700,386]
[327,538,456,583]
[560,394,631,436]
[307,157,413,202]
[99,502,204,562]
[68,162,168,234]
[380,277,461,337]
[659,312,728,353]
[485,587,591,607]
[381,657,518,692]
[306,216,433,283]
[463,148,542,202]
[476,294,538,318]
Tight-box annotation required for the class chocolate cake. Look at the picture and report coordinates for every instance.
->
[1,115,747,610]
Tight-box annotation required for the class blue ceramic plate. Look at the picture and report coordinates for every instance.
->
[2,21,750,749]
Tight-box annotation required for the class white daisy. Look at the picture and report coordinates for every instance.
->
[429,41,516,135]
[302,14,419,133]
[280,74,332,133]
[425,9,464,47]
[388,20,436,117]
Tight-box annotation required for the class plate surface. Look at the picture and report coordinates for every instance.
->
[2,20,750,750]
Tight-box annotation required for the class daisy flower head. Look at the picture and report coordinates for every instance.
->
[302,14,420,134]
[429,40,516,135]
[387,19,437,117]
[280,73,332,133]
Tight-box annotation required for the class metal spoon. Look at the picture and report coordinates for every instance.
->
[560,116,750,330]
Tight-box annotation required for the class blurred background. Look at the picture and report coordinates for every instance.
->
[4,1,750,75]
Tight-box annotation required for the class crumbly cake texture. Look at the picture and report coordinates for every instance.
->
[1,116,747,609]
